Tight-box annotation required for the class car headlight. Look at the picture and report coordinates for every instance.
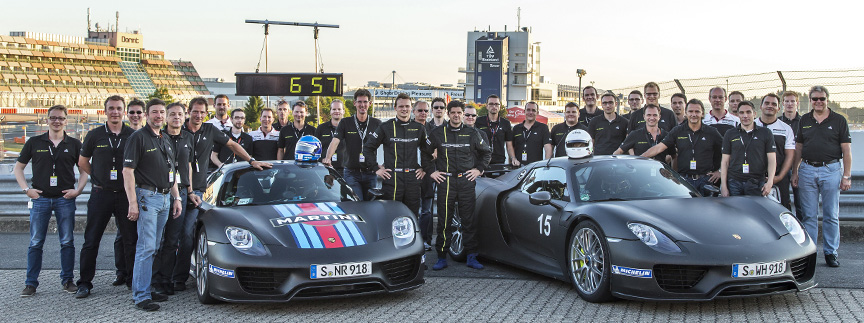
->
[628,223,681,254]
[779,212,807,245]
[392,216,416,248]
[225,226,269,256]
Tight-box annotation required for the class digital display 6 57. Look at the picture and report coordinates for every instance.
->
[235,73,343,97]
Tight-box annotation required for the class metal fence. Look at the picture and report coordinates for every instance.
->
[606,68,864,123]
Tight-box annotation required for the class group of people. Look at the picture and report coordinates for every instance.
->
[14,82,852,311]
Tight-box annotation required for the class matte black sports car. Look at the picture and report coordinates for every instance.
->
[449,155,816,302]
[192,161,424,303]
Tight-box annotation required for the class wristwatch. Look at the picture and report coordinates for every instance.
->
[249,158,256,163]
[843,176,852,180]
[22,188,29,193]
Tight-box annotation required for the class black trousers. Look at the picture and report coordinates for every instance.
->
[113,232,125,279]
[381,172,422,216]
[435,175,478,258]
[77,187,137,289]
[776,174,791,210]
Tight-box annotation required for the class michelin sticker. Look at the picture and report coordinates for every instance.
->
[209,264,235,278]
[611,265,652,278]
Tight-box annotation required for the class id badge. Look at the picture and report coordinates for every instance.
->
[50,176,58,187]
[521,152,528,161]
[169,171,175,183]
[110,169,118,181]
[358,153,365,163]
[742,164,750,174]
[175,172,181,183]
[331,153,338,162]
[690,160,697,170]
[194,162,200,173]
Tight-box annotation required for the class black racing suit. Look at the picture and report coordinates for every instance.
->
[362,118,433,217]
[425,123,492,258]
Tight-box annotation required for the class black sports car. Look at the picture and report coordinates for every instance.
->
[450,155,816,302]
[192,161,424,303]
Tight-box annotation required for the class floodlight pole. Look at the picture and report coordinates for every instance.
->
[246,19,339,125]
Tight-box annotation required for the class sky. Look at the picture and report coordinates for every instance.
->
[4,0,863,90]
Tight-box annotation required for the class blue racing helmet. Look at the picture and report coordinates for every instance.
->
[295,135,322,161]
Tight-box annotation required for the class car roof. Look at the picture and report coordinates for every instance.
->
[540,154,654,168]
[219,160,326,173]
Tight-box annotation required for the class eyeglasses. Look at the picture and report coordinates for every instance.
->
[810,97,827,102]
[433,106,446,110]
[49,116,67,121]
[415,109,429,113]
[464,114,477,117]
[128,111,143,115]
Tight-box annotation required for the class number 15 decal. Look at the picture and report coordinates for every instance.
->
[537,214,551,236]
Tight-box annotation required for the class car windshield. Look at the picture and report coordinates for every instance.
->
[571,159,697,202]
[219,164,357,206]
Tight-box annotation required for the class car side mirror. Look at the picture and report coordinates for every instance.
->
[529,191,552,206]
[368,188,383,200]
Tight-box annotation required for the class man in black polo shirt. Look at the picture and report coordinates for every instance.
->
[316,100,346,171]
[621,90,643,121]
[588,93,630,155]
[15,105,86,297]
[324,89,382,201]
[792,85,852,268]
[178,97,268,291]
[475,94,513,164]
[273,100,291,131]
[551,102,587,157]
[627,82,677,131]
[153,102,195,296]
[614,104,670,162]
[720,101,776,197]
[123,98,182,311]
[643,99,723,196]
[509,102,552,166]
[780,91,802,216]
[579,86,601,127]
[249,108,279,161]
[277,101,316,160]
[74,96,136,299]
[671,93,688,126]
[212,109,254,167]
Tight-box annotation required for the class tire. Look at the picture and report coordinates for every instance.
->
[196,229,219,304]
[447,210,467,262]
[568,221,615,303]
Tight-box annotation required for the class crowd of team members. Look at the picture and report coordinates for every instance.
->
[14,82,851,310]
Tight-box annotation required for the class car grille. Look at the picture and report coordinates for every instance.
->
[294,282,385,298]
[717,282,797,297]
[381,255,421,285]
[236,267,291,294]
[653,265,709,292]
[790,253,816,283]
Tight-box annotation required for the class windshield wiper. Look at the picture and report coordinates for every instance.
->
[590,198,629,202]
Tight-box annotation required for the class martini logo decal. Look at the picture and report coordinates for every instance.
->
[271,202,367,249]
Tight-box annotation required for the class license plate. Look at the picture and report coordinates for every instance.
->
[732,260,786,278]
[310,261,372,279]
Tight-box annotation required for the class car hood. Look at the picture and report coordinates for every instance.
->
[592,196,790,245]
[210,201,408,248]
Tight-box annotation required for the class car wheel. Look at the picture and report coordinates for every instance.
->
[196,229,219,304]
[568,221,614,303]
[447,211,467,262]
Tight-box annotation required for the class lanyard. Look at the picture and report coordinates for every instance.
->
[687,131,701,160]
[291,124,304,140]
[354,117,368,143]
[105,125,122,169]
[47,144,59,175]
[522,124,533,149]
[152,129,174,173]
[738,130,754,164]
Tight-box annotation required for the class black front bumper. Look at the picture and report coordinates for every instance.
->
[203,238,425,302]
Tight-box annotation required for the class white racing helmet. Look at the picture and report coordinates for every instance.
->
[565,129,593,159]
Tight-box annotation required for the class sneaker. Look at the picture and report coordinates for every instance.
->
[151,292,169,302]
[172,282,186,292]
[112,276,127,286]
[432,258,448,271]
[74,286,91,299]
[826,254,840,267]
[135,299,160,312]
[466,253,484,270]
[424,242,432,251]
[20,285,36,297]
[62,281,77,293]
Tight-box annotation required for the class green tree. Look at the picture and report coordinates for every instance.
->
[147,87,174,103]
[244,96,264,130]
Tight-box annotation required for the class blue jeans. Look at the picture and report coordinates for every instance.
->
[727,178,765,196]
[173,190,202,283]
[132,188,171,303]
[343,169,378,201]
[26,196,76,288]
[684,175,715,197]
[797,162,842,256]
